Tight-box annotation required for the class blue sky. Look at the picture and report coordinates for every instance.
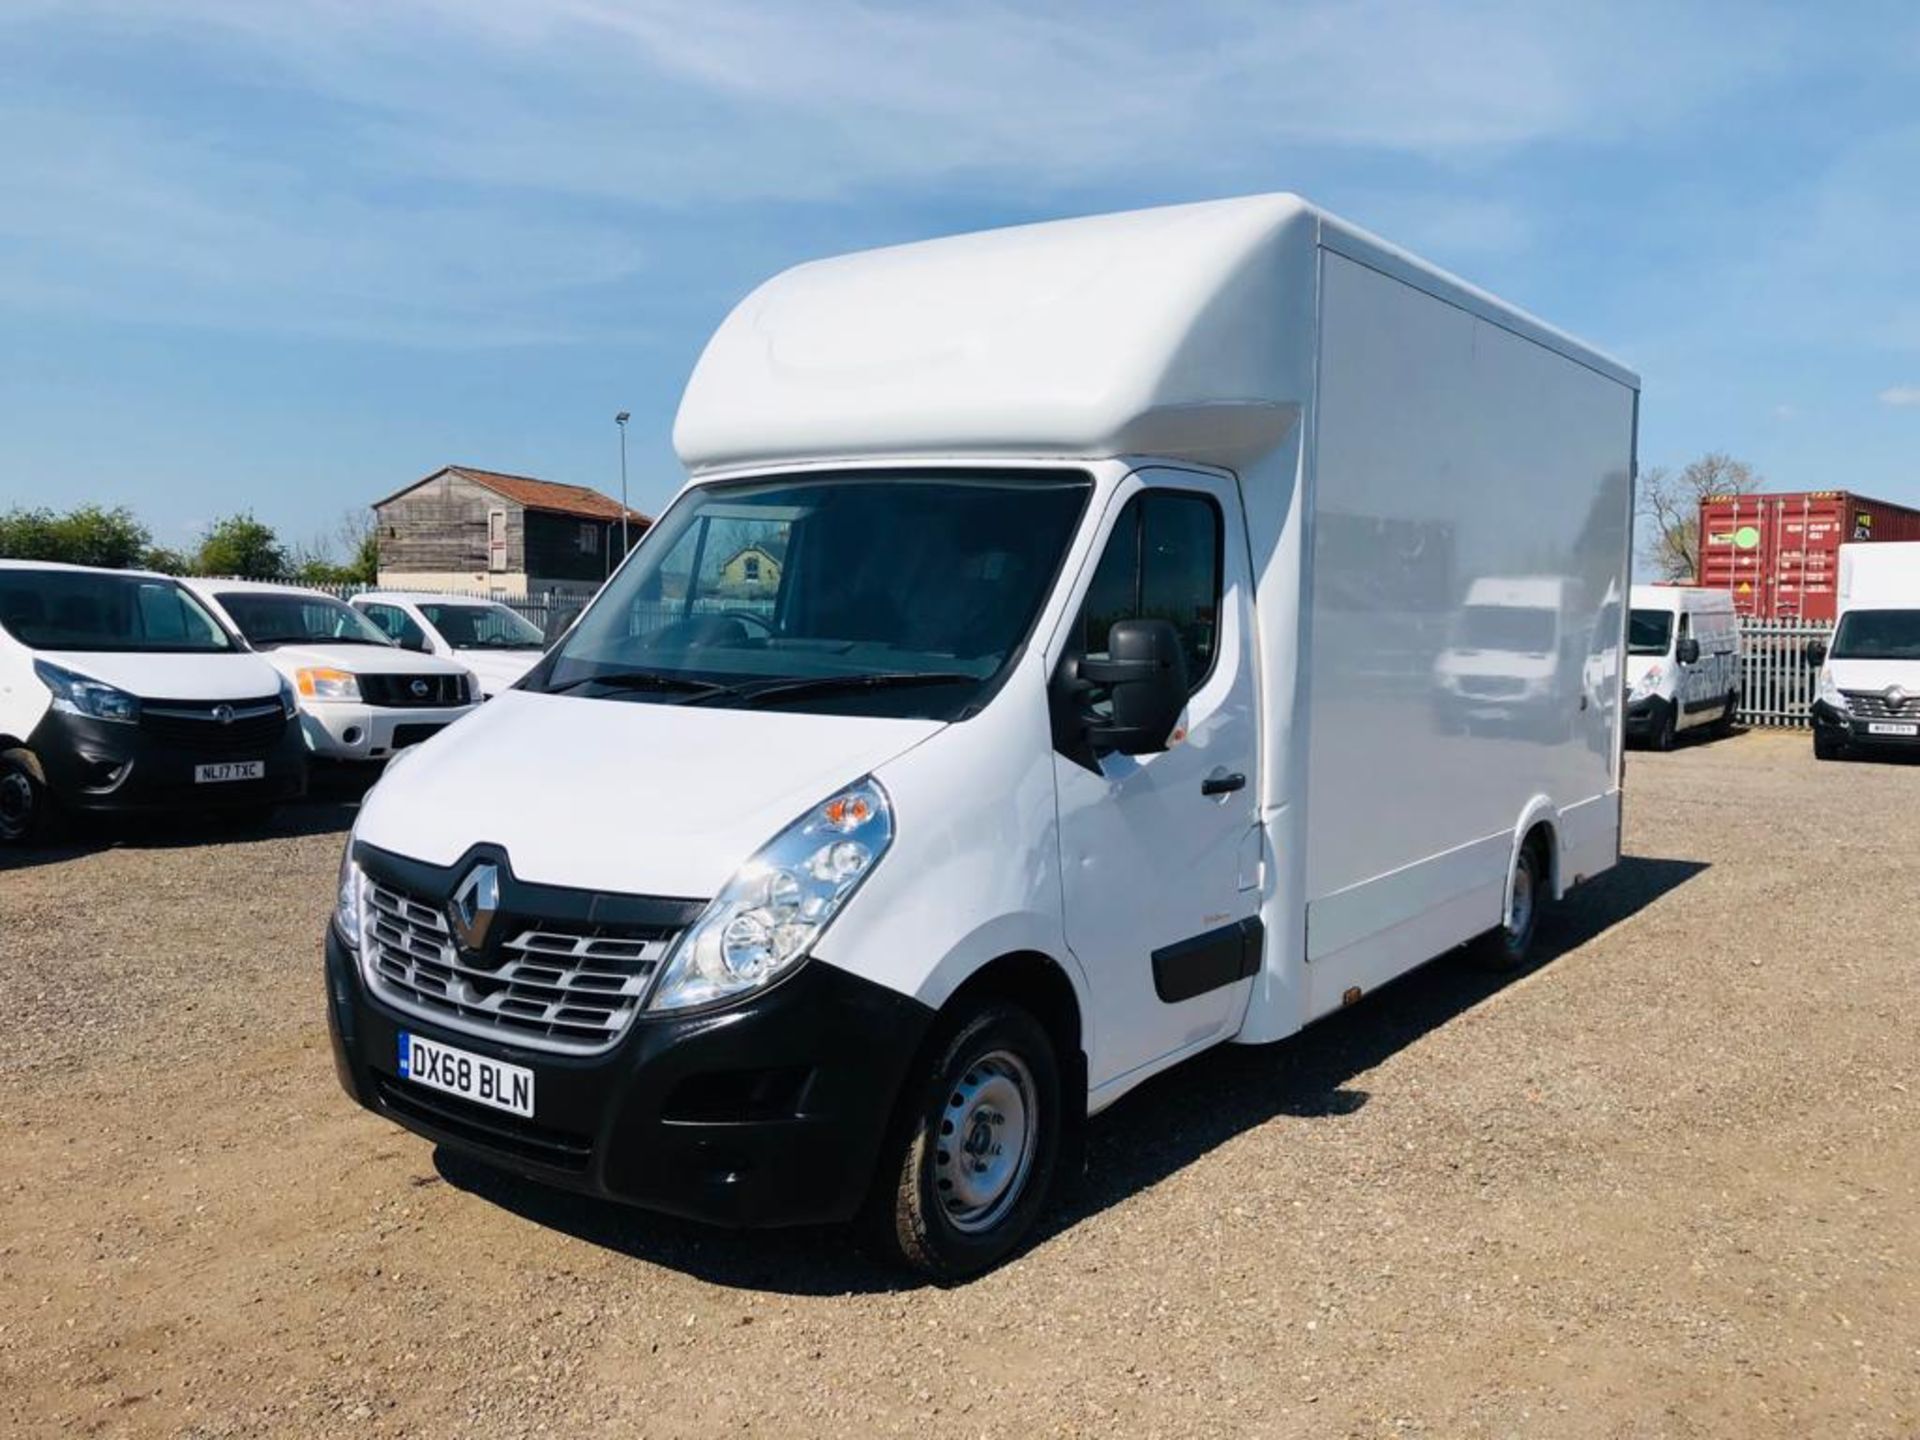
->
[2,1,1917,557]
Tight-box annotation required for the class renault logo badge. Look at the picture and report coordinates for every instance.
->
[448,863,500,951]
[1888,685,1908,708]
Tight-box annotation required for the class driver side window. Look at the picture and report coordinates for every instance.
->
[1072,489,1222,693]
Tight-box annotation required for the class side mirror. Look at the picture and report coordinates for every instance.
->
[1805,638,1827,668]
[1077,618,1189,756]
[1676,636,1701,666]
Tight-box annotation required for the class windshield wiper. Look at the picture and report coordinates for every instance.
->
[732,671,981,707]
[544,669,735,699]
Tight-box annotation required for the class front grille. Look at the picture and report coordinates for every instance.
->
[390,723,447,749]
[362,879,682,1054]
[1843,689,1920,721]
[140,699,287,752]
[360,673,469,708]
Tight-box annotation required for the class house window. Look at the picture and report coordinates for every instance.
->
[743,555,761,581]
[579,523,599,555]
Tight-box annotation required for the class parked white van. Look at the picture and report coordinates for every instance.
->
[324,195,1637,1276]
[349,592,548,699]
[1624,584,1740,749]
[1809,541,1920,760]
[1432,576,1582,741]
[182,580,479,764]
[0,561,306,840]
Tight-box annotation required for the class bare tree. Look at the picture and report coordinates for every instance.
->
[1636,452,1761,581]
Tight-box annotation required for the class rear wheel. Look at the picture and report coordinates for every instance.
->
[1714,691,1739,737]
[1468,832,1547,971]
[863,1001,1062,1281]
[1651,702,1677,752]
[0,753,49,844]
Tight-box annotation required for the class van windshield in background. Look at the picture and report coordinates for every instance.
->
[218,592,393,649]
[420,602,545,650]
[534,471,1092,719]
[1830,609,1920,662]
[0,570,235,653]
[1628,609,1674,656]
[1456,605,1557,655]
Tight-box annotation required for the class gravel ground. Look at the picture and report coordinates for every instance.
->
[3,728,1918,1438]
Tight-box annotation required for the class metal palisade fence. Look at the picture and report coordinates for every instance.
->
[1737,618,1831,729]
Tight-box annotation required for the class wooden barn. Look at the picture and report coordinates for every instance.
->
[372,466,652,599]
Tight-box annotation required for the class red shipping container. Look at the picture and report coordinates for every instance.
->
[1696,490,1920,621]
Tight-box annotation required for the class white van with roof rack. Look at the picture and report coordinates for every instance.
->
[181,579,479,764]
[0,560,306,841]
[349,591,549,699]
[321,194,1636,1278]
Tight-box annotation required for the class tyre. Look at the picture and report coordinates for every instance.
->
[864,1001,1062,1281]
[1468,832,1547,972]
[0,752,49,844]
[1651,702,1677,752]
[1713,692,1738,737]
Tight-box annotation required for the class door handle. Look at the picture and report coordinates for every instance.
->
[1201,770,1246,797]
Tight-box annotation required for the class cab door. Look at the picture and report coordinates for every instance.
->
[1050,468,1262,1092]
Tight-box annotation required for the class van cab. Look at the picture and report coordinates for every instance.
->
[322,195,1639,1277]
[1624,584,1740,749]
[183,580,479,764]
[0,561,306,840]
[350,592,548,699]
[1809,541,1920,760]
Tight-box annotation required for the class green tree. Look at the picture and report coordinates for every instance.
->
[1637,452,1761,581]
[0,503,152,567]
[195,512,288,580]
[141,545,189,575]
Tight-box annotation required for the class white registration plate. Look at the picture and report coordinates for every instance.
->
[195,760,264,783]
[1867,722,1919,737]
[398,1031,534,1118]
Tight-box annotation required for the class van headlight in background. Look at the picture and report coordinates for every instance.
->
[1817,669,1848,711]
[649,777,893,1012]
[34,659,141,724]
[335,844,365,950]
[297,667,361,701]
[1629,664,1664,701]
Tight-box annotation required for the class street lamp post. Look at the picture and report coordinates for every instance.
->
[614,410,632,560]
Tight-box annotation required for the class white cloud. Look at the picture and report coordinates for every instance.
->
[1881,386,1920,407]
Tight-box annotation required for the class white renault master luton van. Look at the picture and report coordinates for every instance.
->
[324,195,1637,1277]
[1624,584,1740,749]
[0,561,306,840]
[1809,541,1920,760]
[184,580,479,764]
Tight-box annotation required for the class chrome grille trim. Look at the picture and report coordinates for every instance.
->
[360,880,681,1055]
[1842,690,1920,721]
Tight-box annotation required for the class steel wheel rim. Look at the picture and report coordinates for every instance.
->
[935,1048,1038,1234]
[0,770,33,835]
[1509,858,1535,942]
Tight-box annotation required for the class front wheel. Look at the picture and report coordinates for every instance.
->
[0,753,50,844]
[863,1002,1062,1281]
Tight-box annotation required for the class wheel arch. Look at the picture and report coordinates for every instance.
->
[1505,796,1563,925]
[938,950,1088,1118]
[0,740,45,783]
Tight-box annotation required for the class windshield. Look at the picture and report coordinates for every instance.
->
[1454,605,1557,655]
[1831,608,1920,662]
[420,601,545,650]
[0,570,236,653]
[532,471,1092,718]
[217,591,393,649]
[1628,608,1674,656]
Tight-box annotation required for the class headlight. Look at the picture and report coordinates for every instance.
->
[34,659,140,724]
[1630,664,1665,701]
[296,667,361,701]
[649,777,893,1012]
[1818,670,1848,710]
[277,674,298,718]
[335,844,365,950]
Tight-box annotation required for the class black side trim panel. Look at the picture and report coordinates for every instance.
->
[1152,917,1263,1004]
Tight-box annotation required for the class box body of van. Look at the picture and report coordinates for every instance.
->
[0,562,306,838]
[1811,541,1920,759]
[1623,584,1740,749]
[323,195,1637,1274]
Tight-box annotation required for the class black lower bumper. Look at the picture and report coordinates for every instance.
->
[1811,699,1920,753]
[325,925,934,1227]
[30,709,308,813]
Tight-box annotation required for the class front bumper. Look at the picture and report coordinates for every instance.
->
[30,709,307,813]
[326,925,934,1227]
[1811,699,1920,752]
[299,701,478,762]
[1623,693,1669,739]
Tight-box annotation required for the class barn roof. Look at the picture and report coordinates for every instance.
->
[375,466,651,524]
